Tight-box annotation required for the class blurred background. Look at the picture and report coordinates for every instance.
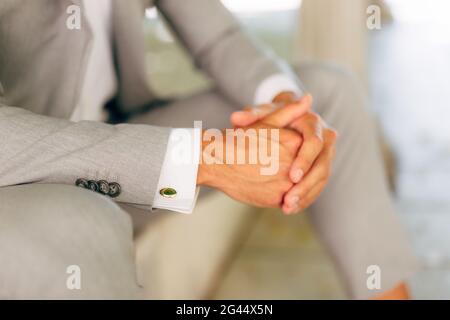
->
[135,0,450,299]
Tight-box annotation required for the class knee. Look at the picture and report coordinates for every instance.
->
[0,185,138,299]
[0,184,132,235]
[295,62,360,91]
[294,62,367,114]
[294,62,374,137]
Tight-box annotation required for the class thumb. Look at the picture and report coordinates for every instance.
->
[230,103,276,127]
[230,110,259,128]
[262,94,312,127]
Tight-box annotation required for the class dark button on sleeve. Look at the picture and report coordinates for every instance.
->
[75,178,89,189]
[108,182,121,198]
[88,180,99,192]
[98,180,110,195]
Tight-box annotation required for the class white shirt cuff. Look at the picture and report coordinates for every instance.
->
[152,128,201,214]
[254,73,304,105]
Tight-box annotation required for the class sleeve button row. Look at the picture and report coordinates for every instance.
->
[76,179,121,198]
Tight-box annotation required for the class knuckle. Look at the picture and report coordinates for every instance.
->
[280,129,293,141]
[308,112,321,123]
[310,135,324,150]
[329,128,338,138]
[326,129,338,142]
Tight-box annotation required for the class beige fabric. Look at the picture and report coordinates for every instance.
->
[0,184,143,300]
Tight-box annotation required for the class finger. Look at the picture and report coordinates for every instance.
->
[261,94,312,127]
[231,95,312,128]
[230,111,259,127]
[282,163,327,214]
[288,116,324,182]
[285,150,332,203]
[230,104,276,127]
[289,124,337,183]
[283,138,336,211]
[282,178,328,215]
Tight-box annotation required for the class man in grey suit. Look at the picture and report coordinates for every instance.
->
[0,0,416,299]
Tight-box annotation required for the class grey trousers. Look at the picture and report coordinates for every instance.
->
[0,63,418,299]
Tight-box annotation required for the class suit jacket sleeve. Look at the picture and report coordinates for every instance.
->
[0,104,171,208]
[155,0,303,106]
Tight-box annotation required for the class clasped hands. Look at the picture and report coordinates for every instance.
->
[197,93,337,215]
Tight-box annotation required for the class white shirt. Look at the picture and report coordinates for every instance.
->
[73,0,302,214]
[71,0,116,122]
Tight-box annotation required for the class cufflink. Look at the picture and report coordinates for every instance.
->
[160,188,177,198]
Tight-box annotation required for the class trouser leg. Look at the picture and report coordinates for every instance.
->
[294,62,418,299]
[0,184,142,299]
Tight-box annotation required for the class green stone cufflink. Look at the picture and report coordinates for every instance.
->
[160,187,177,198]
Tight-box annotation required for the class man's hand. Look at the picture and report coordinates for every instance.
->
[197,103,304,209]
[230,94,338,215]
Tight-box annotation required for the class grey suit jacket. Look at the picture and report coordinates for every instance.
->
[0,0,301,208]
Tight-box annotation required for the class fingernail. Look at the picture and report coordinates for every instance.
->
[291,170,303,183]
[288,196,300,208]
